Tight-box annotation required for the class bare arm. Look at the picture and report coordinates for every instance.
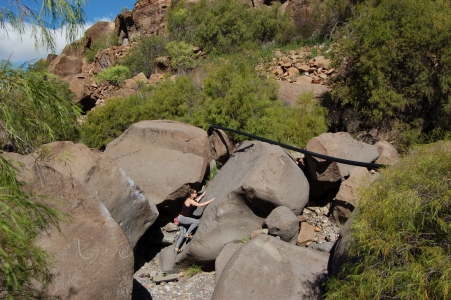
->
[195,191,206,202]
[187,197,215,207]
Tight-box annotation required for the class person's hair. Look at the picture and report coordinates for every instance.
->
[189,189,197,196]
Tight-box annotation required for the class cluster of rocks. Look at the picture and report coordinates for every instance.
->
[258,47,335,85]
[3,118,403,299]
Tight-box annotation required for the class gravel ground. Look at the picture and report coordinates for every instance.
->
[131,205,340,300]
[132,257,215,300]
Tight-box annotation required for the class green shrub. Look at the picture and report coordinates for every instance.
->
[330,0,451,139]
[81,76,203,148]
[85,32,119,63]
[325,140,451,299]
[82,55,328,149]
[165,41,196,72]
[167,0,291,54]
[121,35,168,77]
[95,65,131,86]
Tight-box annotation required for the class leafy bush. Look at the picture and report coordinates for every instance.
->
[121,35,168,77]
[1,61,81,153]
[165,41,196,72]
[0,61,79,298]
[95,65,131,86]
[167,0,291,54]
[85,32,119,63]
[330,0,451,138]
[81,76,203,148]
[325,140,451,299]
[82,55,328,149]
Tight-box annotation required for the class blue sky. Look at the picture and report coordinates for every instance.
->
[0,0,136,64]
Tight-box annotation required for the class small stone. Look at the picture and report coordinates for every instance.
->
[314,227,321,232]
[297,215,308,223]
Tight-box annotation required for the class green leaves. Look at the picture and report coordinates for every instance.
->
[95,65,131,86]
[0,61,81,153]
[0,0,86,52]
[326,141,451,299]
[331,0,451,139]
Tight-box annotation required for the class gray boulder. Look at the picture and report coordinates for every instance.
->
[262,206,299,243]
[215,243,243,284]
[212,234,329,300]
[305,132,379,199]
[35,141,158,249]
[6,150,134,299]
[104,120,210,213]
[375,141,401,166]
[328,209,359,276]
[331,167,374,223]
[208,128,236,163]
[176,141,309,268]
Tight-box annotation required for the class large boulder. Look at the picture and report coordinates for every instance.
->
[278,81,330,106]
[4,150,134,299]
[208,128,236,163]
[48,54,82,78]
[104,120,210,212]
[331,167,375,223]
[212,234,329,300]
[176,141,309,268]
[305,132,380,182]
[262,206,299,243]
[35,141,159,249]
[374,141,401,166]
[215,243,243,284]
[328,209,359,277]
[305,132,379,184]
[132,0,170,37]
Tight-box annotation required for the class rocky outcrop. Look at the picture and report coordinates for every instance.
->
[208,129,236,163]
[131,0,171,37]
[175,140,309,268]
[35,141,159,249]
[305,132,379,200]
[104,120,210,212]
[375,141,401,166]
[331,167,375,223]
[278,80,330,106]
[212,234,329,300]
[124,72,148,89]
[4,149,134,299]
[48,54,82,78]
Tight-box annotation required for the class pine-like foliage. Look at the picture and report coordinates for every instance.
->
[0,61,81,298]
[325,141,451,299]
[331,0,451,137]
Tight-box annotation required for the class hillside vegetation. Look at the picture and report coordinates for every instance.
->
[325,140,451,299]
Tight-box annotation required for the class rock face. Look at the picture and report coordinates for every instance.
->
[215,243,243,284]
[262,206,299,243]
[176,141,309,268]
[36,141,159,249]
[331,166,375,223]
[305,132,380,183]
[212,234,329,300]
[208,129,236,163]
[375,141,401,166]
[328,209,359,277]
[48,54,82,77]
[5,150,134,299]
[278,81,330,106]
[104,120,210,212]
[132,0,171,37]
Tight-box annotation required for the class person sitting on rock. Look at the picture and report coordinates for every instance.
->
[174,189,215,253]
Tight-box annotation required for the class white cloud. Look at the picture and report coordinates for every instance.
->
[0,22,93,64]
